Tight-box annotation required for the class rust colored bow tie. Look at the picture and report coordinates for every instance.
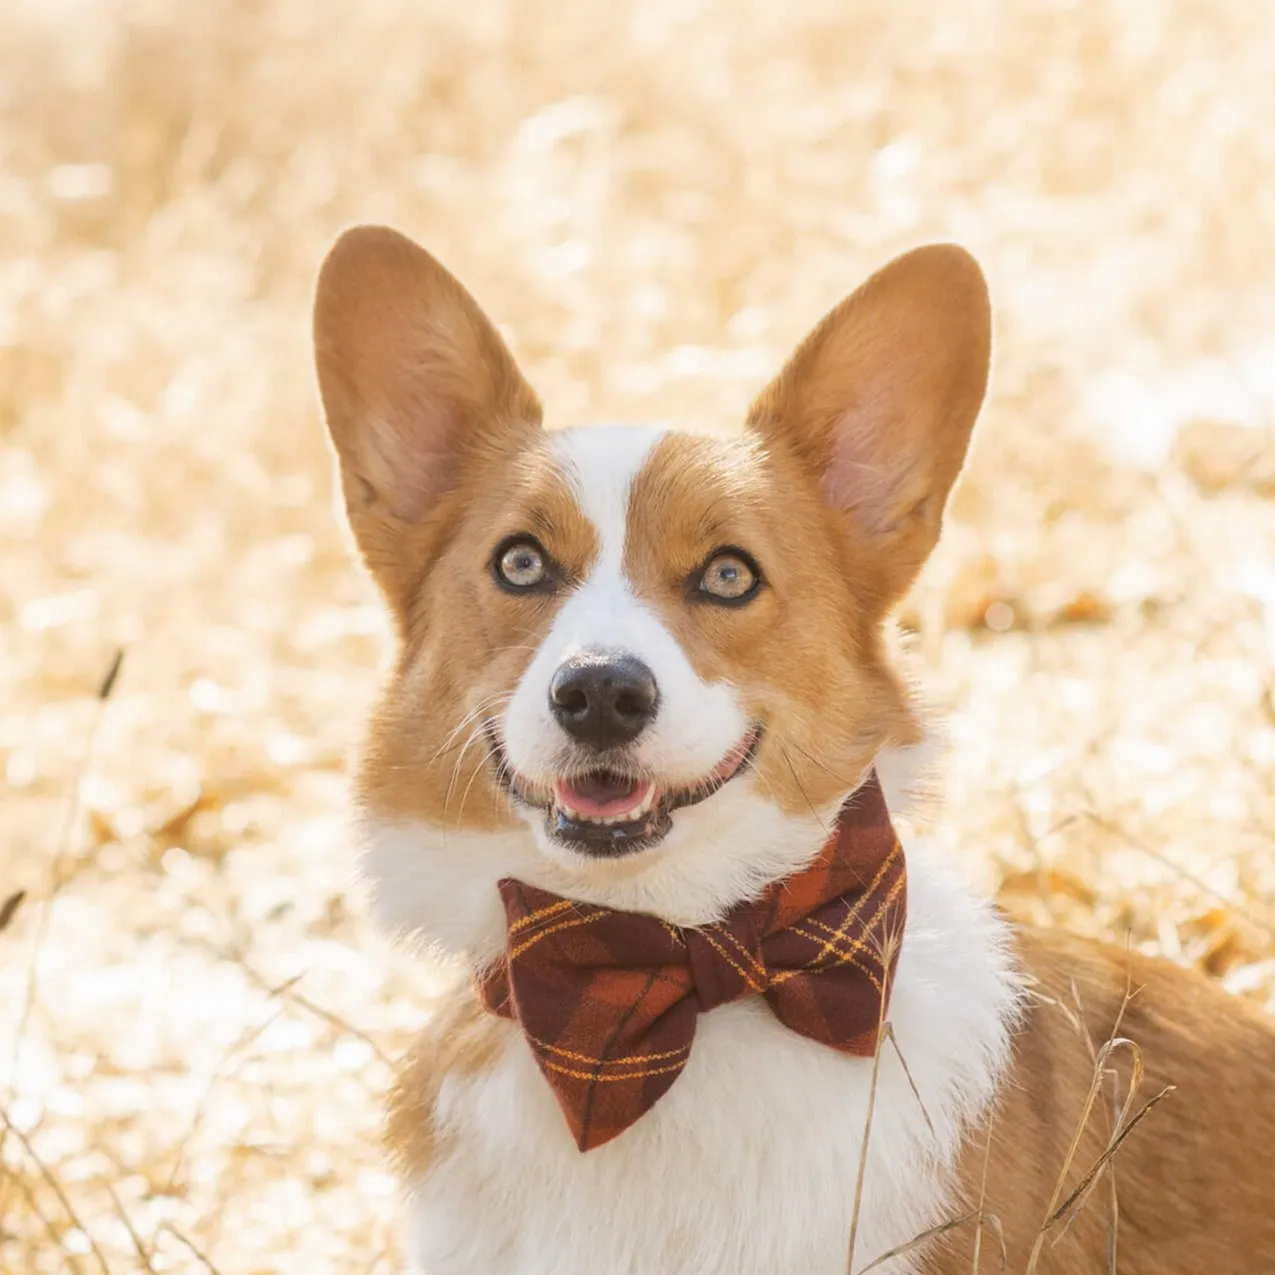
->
[478,772,906,1151]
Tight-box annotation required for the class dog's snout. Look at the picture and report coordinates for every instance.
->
[549,652,659,750]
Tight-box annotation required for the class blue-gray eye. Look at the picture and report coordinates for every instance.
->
[701,552,756,601]
[497,540,547,589]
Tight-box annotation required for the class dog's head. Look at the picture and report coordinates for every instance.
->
[314,227,989,959]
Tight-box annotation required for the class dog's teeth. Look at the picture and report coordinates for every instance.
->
[554,794,655,826]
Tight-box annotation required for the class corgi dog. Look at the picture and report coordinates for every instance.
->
[313,226,1275,1275]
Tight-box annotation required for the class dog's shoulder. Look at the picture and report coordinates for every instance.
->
[386,978,512,1181]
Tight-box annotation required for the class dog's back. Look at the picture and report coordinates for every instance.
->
[937,925,1275,1273]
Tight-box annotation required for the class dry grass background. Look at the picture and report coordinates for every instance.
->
[2,0,1275,1270]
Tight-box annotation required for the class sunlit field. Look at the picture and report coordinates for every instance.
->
[2,2,1274,1270]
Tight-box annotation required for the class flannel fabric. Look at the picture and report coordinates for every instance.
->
[478,771,906,1150]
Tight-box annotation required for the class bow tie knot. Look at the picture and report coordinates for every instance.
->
[479,772,906,1151]
[685,920,766,1013]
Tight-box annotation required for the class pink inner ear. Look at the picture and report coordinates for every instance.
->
[316,225,543,533]
[378,441,457,521]
[825,449,890,526]
[820,383,926,535]
[747,243,988,595]
[347,328,494,522]
[362,390,463,522]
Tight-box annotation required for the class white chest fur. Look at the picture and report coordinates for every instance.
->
[400,844,1019,1275]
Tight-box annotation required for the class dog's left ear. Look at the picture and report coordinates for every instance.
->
[747,244,990,607]
[313,225,542,614]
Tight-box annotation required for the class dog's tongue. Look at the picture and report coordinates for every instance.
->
[555,772,655,820]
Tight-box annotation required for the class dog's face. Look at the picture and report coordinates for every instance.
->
[314,228,989,954]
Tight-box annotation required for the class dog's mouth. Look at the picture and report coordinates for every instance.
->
[488,726,762,858]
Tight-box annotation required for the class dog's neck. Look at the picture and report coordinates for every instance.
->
[361,787,833,970]
[359,739,938,969]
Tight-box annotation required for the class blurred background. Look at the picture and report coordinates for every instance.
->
[2,1,1274,1270]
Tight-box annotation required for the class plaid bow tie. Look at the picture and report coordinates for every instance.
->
[478,773,907,1151]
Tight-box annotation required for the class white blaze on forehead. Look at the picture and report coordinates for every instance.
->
[501,424,752,800]
[549,424,666,563]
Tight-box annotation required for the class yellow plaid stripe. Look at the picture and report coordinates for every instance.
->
[538,1055,689,1084]
[707,923,766,981]
[769,863,903,985]
[790,841,899,968]
[508,909,603,961]
[786,921,883,993]
[507,897,575,935]
[526,1031,691,1068]
[694,928,765,993]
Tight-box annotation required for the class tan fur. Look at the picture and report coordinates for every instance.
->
[626,432,920,815]
[353,441,600,829]
[386,982,508,1178]
[930,925,1275,1273]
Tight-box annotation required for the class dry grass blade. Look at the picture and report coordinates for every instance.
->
[236,959,394,1068]
[881,1023,936,1143]
[1022,1034,1142,1274]
[1023,960,1176,1275]
[1079,807,1272,934]
[971,1106,995,1275]
[1026,987,1083,1035]
[1103,948,1134,1274]
[96,649,125,701]
[1106,1069,1120,1275]
[845,1016,889,1275]
[1043,964,1151,1250]
[8,648,126,1086]
[984,1214,1008,1274]
[1023,961,1136,1264]
[101,1177,158,1275]
[162,981,300,1193]
[1044,1085,1176,1234]
[857,1209,979,1273]
[845,925,901,1274]
[10,1168,87,1275]
[0,889,26,934]
[284,986,394,1067]
[157,1225,226,1275]
[1,1108,113,1275]
[1022,964,1136,1275]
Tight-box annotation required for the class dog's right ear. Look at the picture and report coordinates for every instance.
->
[314,226,542,601]
[747,244,990,614]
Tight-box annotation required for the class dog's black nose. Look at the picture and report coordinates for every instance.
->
[549,653,659,750]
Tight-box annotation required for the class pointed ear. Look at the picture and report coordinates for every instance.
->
[747,244,990,606]
[313,225,541,590]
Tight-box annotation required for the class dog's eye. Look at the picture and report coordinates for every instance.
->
[699,550,759,603]
[495,538,549,590]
